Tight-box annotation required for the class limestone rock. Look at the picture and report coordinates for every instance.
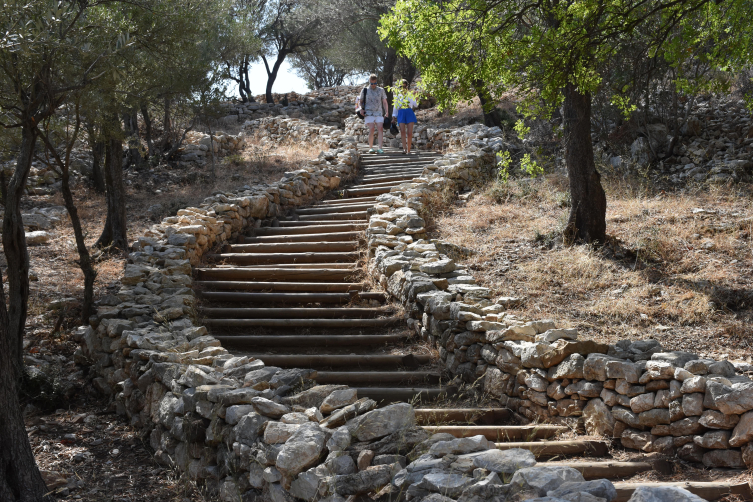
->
[347,403,415,442]
[276,423,327,477]
[429,435,495,457]
[264,422,302,444]
[320,388,358,415]
[508,466,585,497]
[627,486,706,502]
[698,410,740,430]
[729,410,753,447]
[470,448,537,476]
[334,464,394,496]
[283,385,348,409]
[702,449,745,468]
[251,397,290,418]
[693,430,731,449]
[583,398,615,437]
[547,479,617,502]
[418,472,474,498]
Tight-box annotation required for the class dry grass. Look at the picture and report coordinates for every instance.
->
[431,174,753,362]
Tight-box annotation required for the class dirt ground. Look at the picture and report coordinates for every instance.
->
[430,172,753,363]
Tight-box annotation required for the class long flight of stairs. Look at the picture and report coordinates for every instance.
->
[192,146,753,498]
[196,146,450,404]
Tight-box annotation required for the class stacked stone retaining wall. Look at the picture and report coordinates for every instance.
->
[366,143,753,472]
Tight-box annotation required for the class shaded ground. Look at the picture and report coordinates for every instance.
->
[430,173,753,363]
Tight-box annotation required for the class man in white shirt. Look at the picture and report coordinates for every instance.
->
[356,74,389,154]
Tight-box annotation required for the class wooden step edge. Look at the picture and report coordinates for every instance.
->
[203,317,403,328]
[215,334,406,347]
[415,408,511,425]
[612,481,753,502]
[421,425,567,441]
[544,461,653,480]
[494,440,609,458]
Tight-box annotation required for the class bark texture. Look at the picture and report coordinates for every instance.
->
[0,269,49,502]
[563,83,607,244]
[95,123,128,251]
[2,126,35,379]
[473,80,504,129]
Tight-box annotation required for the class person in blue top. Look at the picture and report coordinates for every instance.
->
[391,79,418,154]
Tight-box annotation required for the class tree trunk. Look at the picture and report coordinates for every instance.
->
[96,120,128,251]
[122,109,142,168]
[0,271,49,502]
[163,97,172,141]
[264,52,288,104]
[2,126,35,380]
[562,83,606,244]
[140,103,154,159]
[90,139,105,192]
[473,80,503,128]
[243,56,254,102]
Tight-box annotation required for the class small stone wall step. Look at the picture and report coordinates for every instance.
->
[317,196,378,205]
[196,267,357,281]
[200,307,393,319]
[361,167,429,175]
[348,181,407,190]
[199,291,385,304]
[240,231,363,243]
[277,220,368,226]
[225,241,359,253]
[494,440,609,458]
[204,251,360,265]
[362,161,434,168]
[344,186,394,196]
[297,211,369,221]
[194,281,367,292]
[296,204,374,214]
[415,408,511,425]
[547,461,652,480]
[203,317,402,328]
[360,154,442,163]
[248,354,433,368]
[359,175,423,184]
[251,223,367,235]
[314,371,440,385]
[215,334,407,347]
[422,425,567,441]
[612,481,753,502]
[237,263,357,270]
[354,386,457,405]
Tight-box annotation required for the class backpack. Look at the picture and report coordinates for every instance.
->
[356,87,368,120]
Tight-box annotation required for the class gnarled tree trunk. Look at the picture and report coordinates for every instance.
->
[2,126,35,379]
[0,270,49,502]
[473,80,503,129]
[563,83,606,244]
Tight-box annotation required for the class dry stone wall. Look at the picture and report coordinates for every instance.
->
[366,144,753,473]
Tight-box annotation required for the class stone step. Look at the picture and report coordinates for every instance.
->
[240,231,363,243]
[252,224,366,235]
[354,386,457,405]
[196,267,358,281]
[194,281,367,292]
[205,251,360,265]
[613,481,753,502]
[215,334,407,347]
[297,211,369,221]
[414,408,511,425]
[314,371,440,385]
[203,317,402,328]
[494,440,609,458]
[201,307,393,319]
[296,204,374,214]
[546,461,652,480]
[246,354,433,368]
[199,291,385,304]
[226,241,359,253]
[422,425,567,441]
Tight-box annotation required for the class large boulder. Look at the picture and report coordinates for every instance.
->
[275,423,328,478]
[548,479,617,502]
[508,466,585,498]
[347,403,415,442]
[469,448,537,476]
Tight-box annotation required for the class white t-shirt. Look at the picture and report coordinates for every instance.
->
[357,87,387,116]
